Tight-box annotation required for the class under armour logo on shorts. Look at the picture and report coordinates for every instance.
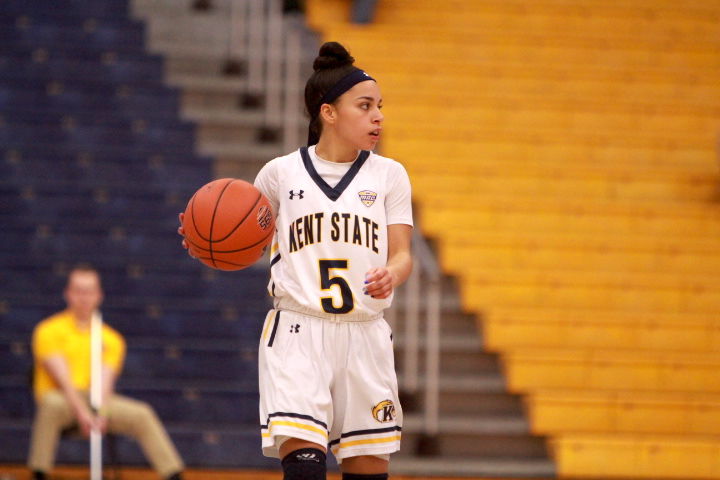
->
[289,190,304,200]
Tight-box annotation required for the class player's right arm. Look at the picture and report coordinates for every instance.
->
[253,159,280,216]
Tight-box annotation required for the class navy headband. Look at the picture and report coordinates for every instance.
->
[318,68,375,108]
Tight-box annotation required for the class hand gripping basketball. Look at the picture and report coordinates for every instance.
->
[179,178,275,271]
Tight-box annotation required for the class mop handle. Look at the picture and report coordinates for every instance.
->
[90,310,103,480]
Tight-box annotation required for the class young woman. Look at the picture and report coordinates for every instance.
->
[183,41,413,480]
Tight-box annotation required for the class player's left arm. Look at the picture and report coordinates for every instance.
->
[365,224,413,299]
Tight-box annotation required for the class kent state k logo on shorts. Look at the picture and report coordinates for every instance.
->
[371,400,396,423]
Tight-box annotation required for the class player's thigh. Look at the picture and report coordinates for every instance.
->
[330,319,401,461]
[259,311,334,455]
[340,455,389,474]
[279,437,327,458]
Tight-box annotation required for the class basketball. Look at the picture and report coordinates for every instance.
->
[182,178,275,271]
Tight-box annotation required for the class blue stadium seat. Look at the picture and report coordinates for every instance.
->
[0,20,146,51]
[0,84,181,120]
[119,382,260,423]
[0,377,34,418]
[0,45,165,83]
[0,0,279,469]
[122,344,257,381]
[0,55,165,85]
[0,340,33,378]
[1,0,130,18]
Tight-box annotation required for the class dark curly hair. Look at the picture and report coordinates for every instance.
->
[304,42,364,146]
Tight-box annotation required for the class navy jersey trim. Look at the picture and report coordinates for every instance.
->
[267,310,280,347]
[270,253,281,267]
[299,147,370,201]
[262,411,329,431]
[328,425,402,447]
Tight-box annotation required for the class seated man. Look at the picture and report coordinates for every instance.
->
[28,265,184,480]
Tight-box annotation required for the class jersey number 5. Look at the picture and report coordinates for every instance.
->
[319,260,354,314]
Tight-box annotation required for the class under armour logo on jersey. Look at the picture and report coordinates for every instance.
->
[289,190,304,200]
[290,324,300,333]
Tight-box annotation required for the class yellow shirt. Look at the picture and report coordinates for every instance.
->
[32,309,126,400]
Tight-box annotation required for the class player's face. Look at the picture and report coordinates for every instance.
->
[64,271,103,319]
[334,80,383,151]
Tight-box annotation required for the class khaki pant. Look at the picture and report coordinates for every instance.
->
[28,391,184,478]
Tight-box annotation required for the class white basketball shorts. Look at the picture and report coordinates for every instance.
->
[258,309,402,462]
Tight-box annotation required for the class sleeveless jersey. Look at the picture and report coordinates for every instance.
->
[254,146,413,319]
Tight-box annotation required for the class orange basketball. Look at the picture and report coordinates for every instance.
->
[182,178,275,271]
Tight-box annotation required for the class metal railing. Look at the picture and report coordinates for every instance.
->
[226,0,304,151]
[388,229,442,438]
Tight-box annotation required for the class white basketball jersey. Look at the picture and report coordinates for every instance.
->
[254,146,413,319]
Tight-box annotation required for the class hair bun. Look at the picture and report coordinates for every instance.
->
[313,42,355,71]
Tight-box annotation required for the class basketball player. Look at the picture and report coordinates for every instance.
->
[180,41,412,480]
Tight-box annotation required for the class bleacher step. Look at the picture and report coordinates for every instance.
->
[390,456,556,478]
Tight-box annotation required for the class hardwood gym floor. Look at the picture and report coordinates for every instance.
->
[0,465,547,480]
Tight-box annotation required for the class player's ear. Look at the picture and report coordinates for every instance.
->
[319,103,336,125]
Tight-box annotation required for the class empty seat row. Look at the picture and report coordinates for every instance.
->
[0,376,261,426]
[0,85,180,118]
[0,20,145,51]
[411,173,717,204]
[386,138,716,170]
[2,107,189,130]
[463,282,720,313]
[552,433,720,479]
[0,123,194,151]
[0,338,258,383]
[483,310,720,352]
[443,247,720,275]
[528,389,720,436]
[0,420,278,469]
[1,0,131,18]
[1,156,206,189]
[0,262,269,299]
[0,214,184,239]
[0,182,192,220]
[421,208,720,238]
[0,293,270,339]
[503,348,720,393]
[0,53,164,85]
[1,145,211,167]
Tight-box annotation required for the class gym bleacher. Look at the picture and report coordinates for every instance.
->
[0,0,275,470]
[307,0,720,478]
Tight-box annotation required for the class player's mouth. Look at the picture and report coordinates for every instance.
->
[369,128,381,140]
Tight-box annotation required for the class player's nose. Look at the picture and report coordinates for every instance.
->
[373,107,384,124]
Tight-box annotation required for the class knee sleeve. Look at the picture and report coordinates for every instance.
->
[281,448,326,480]
[342,474,389,480]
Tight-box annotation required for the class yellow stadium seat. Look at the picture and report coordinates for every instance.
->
[552,434,720,478]
[307,0,720,476]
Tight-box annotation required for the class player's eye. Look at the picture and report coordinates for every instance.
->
[360,103,370,110]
